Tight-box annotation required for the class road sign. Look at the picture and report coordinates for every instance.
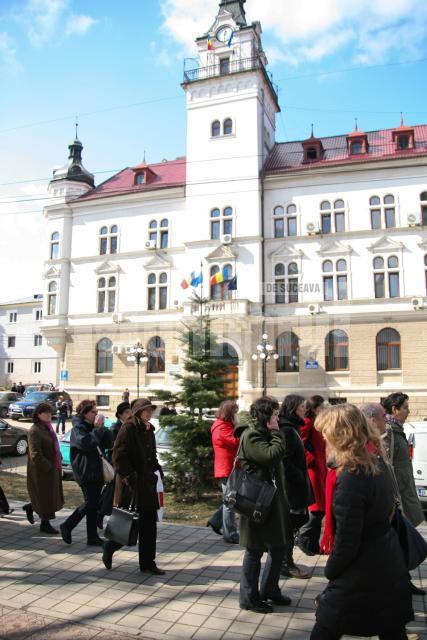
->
[60,370,69,381]
[305,360,319,369]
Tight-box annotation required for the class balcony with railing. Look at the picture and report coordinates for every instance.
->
[183,299,249,317]
[183,56,278,103]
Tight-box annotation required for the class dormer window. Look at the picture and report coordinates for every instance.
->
[397,135,409,150]
[347,127,368,156]
[136,173,145,185]
[132,163,156,185]
[350,141,362,155]
[306,147,318,161]
[392,124,414,151]
[302,131,324,163]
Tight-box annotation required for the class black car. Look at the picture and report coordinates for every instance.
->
[0,419,28,456]
[8,391,73,421]
[0,392,22,418]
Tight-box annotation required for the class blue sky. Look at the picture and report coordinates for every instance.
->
[1,0,427,301]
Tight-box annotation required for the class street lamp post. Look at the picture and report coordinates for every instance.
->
[252,333,279,397]
[126,340,148,399]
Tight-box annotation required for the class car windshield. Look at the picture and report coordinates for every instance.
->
[156,426,175,445]
[24,392,50,402]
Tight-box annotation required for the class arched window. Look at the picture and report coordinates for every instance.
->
[420,192,427,226]
[369,194,396,229]
[373,255,400,298]
[147,272,168,310]
[320,199,345,233]
[286,204,298,236]
[273,206,284,238]
[322,259,348,301]
[325,329,349,371]
[99,225,118,255]
[96,338,113,373]
[277,331,299,372]
[210,263,232,301]
[148,219,169,248]
[274,263,299,304]
[211,120,221,137]
[47,281,57,315]
[210,207,233,240]
[376,328,401,370]
[50,232,60,259]
[273,204,297,237]
[223,118,233,135]
[97,276,116,313]
[147,336,165,373]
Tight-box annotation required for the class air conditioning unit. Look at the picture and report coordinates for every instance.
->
[411,297,425,310]
[308,303,320,315]
[407,213,421,227]
[145,240,157,249]
[306,222,320,235]
[125,345,133,354]
[221,234,232,245]
[112,312,124,323]
[112,345,124,355]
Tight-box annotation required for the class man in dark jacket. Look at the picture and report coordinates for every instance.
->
[110,401,131,444]
[60,399,112,546]
[102,397,164,574]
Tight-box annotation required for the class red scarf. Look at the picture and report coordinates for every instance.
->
[319,441,377,555]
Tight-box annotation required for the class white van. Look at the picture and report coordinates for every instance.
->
[403,421,427,508]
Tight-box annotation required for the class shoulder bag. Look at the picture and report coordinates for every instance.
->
[223,438,277,524]
[97,446,115,483]
[391,507,427,570]
[104,487,139,546]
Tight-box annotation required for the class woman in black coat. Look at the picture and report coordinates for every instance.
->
[60,400,112,546]
[311,404,413,640]
[279,394,312,578]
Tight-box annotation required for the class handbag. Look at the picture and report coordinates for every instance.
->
[391,507,427,570]
[104,488,139,546]
[97,446,115,483]
[223,439,277,524]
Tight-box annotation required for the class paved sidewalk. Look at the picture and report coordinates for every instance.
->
[0,503,426,640]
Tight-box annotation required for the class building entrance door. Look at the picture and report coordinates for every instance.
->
[214,342,239,401]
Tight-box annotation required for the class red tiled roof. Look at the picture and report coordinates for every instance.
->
[265,124,427,174]
[76,158,186,201]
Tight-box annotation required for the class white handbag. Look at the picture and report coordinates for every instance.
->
[97,447,115,483]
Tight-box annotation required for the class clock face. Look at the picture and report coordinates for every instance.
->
[216,26,233,43]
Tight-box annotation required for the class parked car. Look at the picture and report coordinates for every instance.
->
[8,390,73,421]
[155,424,176,475]
[59,417,114,479]
[404,421,427,509]
[0,419,28,456]
[0,392,22,418]
[24,383,55,396]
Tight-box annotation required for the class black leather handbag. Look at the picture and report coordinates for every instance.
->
[104,489,139,546]
[223,441,277,524]
[391,507,427,571]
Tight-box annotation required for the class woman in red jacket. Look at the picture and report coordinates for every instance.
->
[296,395,327,555]
[207,400,239,543]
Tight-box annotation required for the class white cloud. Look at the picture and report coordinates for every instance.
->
[160,0,427,64]
[0,32,21,74]
[65,14,97,36]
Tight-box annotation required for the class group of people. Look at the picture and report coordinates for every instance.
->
[209,392,423,639]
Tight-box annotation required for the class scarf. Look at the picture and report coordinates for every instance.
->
[319,440,378,555]
[386,414,404,428]
[41,420,62,470]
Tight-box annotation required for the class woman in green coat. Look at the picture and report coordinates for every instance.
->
[237,396,292,614]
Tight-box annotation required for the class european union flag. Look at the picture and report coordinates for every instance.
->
[191,271,203,287]
[228,275,237,291]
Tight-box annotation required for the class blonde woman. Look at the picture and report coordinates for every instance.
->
[312,404,412,640]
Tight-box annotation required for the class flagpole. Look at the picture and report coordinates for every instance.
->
[199,260,204,350]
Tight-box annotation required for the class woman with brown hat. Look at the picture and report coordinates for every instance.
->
[102,397,164,574]
[26,402,64,533]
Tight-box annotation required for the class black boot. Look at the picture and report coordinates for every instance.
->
[102,541,115,569]
[40,520,59,534]
[23,503,34,524]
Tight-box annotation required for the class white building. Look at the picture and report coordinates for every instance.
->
[0,295,60,388]
[41,0,427,416]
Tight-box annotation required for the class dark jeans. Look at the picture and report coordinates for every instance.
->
[310,622,407,639]
[105,509,157,569]
[63,482,103,541]
[285,512,308,566]
[240,546,285,607]
[297,510,324,554]
[56,414,66,434]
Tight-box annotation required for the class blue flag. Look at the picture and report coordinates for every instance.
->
[228,275,237,291]
[227,31,234,47]
[190,271,203,287]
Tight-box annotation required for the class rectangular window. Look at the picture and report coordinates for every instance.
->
[97,291,105,313]
[107,291,116,313]
[321,214,331,234]
[337,275,347,300]
[389,272,400,298]
[287,218,297,236]
[34,335,43,346]
[211,220,220,240]
[35,309,42,321]
[223,219,233,235]
[48,295,56,315]
[422,205,427,226]
[160,231,169,249]
[275,280,285,304]
[7,336,16,348]
[110,236,118,254]
[274,218,284,238]
[148,288,156,311]
[149,231,157,243]
[100,237,108,255]
[371,210,381,229]
[96,395,110,407]
[50,243,59,260]
[33,361,41,374]
[385,208,396,228]
[323,276,334,301]
[374,273,385,298]
[9,312,17,323]
[220,57,230,74]
[7,362,14,374]
[334,212,345,232]
[159,286,167,310]
[288,278,299,303]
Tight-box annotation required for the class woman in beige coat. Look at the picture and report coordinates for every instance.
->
[26,402,64,533]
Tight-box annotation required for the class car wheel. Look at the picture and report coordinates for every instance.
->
[0,408,7,418]
[15,437,28,456]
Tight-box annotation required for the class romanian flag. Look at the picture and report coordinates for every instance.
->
[210,270,224,286]
[207,38,214,51]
